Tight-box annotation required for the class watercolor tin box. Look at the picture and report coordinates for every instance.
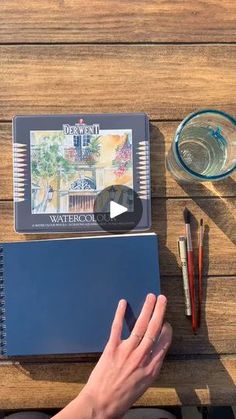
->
[13,113,151,233]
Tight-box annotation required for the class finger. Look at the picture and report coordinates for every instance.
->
[136,295,167,358]
[131,324,172,395]
[108,299,127,348]
[148,322,172,376]
[126,294,156,350]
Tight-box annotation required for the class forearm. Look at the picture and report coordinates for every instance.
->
[52,392,99,419]
[52,390,116,419]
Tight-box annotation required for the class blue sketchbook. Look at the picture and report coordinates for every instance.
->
[0,233,160,356]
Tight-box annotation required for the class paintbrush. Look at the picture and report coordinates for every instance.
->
[183,208,197,334]
[198,218,204,328]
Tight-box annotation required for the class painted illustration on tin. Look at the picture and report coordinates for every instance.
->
[30,125,133,214]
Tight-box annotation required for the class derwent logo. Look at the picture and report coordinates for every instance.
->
[63,119,100,136]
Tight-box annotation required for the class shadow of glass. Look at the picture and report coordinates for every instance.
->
[212,176,236,197]
[177,179,236,246]
[174,175,236,199]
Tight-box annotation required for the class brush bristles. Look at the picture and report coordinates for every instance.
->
[183,208,191,224]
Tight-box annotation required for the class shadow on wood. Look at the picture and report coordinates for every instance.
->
[177,179,236,246]
[172,174,236,200]
[150,123,179,276]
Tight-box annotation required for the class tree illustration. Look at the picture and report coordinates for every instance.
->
[32,134,77,213]
[84,136,101,166]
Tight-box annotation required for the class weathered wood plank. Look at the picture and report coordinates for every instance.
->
[152,198,236,277]
[0,199,235,276]
[163,277,236,355]
[1,122,235,200]
[1,0,236,43]
[0,356,235,408]
[0,45,235,120]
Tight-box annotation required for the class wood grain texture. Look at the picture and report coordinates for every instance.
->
[0,199,235,276]
[0,356,235,409]
[1,0,236,43]
[1,122,235,200]
[0,45,236,120]
[163,277,236,355]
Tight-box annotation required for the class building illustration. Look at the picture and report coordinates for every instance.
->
[31,128,133,214]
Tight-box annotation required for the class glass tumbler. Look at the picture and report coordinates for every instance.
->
[166,110,236,182]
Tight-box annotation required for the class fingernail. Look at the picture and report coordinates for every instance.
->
[119,299,126,307]
[147,293,156,301]
[158,295,167,305]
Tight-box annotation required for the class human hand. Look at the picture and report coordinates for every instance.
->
[78,294,172,419]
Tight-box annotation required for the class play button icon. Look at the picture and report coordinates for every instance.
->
[110,201,128,219]
[93,185,143,233]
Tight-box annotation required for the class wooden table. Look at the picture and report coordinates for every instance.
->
[0,0,236,409]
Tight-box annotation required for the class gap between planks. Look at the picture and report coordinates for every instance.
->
[0,42,236,46]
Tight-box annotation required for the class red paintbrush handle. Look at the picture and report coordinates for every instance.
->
[198,246,203,327]
[187,250,197,333]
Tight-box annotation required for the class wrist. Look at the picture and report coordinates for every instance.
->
[77,386,120,419]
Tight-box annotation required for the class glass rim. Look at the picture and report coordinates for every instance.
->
[174,109,236,180]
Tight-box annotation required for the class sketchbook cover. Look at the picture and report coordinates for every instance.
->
[0,233,160,357]
[13,113,151,233]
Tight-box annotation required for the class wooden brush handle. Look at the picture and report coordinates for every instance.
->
[198,245,203,327]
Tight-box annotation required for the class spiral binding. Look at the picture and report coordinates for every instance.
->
[136,140,151,200]
[0,246,6,356]
[13,143,27,202]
